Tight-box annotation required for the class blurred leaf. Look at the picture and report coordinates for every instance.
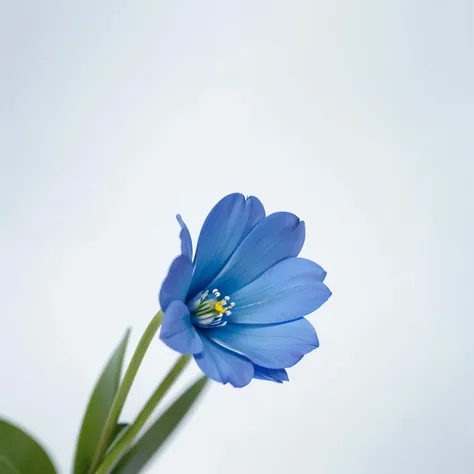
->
[73,330,130,474]
[105,422,130,455]
[111,376,208,474]
[0,418,57,474]
[111,423,129,444]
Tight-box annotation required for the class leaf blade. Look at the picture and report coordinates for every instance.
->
[111,423,129,445]
[0,418,57,474]
[111,376,209,474]
[73,329,130,474]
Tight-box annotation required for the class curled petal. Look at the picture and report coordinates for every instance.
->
[194,334,254,388]
[159,255,192,311]
[176,214,193,260]
[253,365,289,383]
[160,300,203,354]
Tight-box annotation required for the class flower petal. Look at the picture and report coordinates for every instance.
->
[193,333,254,387]
[205,318,319,369]
[208,212,305,295]
[188,193,265,298]
[160,300,203,354]
[230,257,331,324]
[159,255,193,311]
[176,214,193,260]
[253,365,289,383]
[245,195,266,229]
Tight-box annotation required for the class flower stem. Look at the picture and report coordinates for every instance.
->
[89,310,163,473]
[94,354,192,474]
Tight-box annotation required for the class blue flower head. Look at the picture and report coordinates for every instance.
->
[159,193,331,387]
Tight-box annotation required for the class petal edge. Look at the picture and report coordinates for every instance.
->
[176,214,193,260]
[160,300,203,354]
[189,193,266,297]
[253,365,289,383]
[206,318,319,369]
[208,212,306,295]
[194,334,254,387]
[159,255,193,311]
[230,257,331,325]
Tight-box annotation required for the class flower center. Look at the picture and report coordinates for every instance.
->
[189,288,235,328]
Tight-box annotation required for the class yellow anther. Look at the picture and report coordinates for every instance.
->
[214,300,226,314]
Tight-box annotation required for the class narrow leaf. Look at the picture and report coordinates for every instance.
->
[111,376,209,474]
[92,311,163,472]
[73,330,130,474]
[0,418,57,474]
[111,423,129,445]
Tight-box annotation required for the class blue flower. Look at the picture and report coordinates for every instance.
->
[159,193,331,387]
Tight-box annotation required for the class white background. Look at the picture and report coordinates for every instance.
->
[1,1,473,473]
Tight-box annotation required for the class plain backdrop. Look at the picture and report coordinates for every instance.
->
[1,1,473,473]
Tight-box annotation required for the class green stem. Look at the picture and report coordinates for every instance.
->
[95,354,192,474]
[89,310,163,473]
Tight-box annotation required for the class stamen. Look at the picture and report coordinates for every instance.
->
[191,288,236,328]
[214,300,226,314]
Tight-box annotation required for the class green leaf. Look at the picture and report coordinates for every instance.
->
[73,330,130,474]
[110,423,129,445]
[111,376,209,474]
[0,418,57,474]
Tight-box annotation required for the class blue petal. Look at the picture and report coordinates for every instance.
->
[253,365,289,383]
[208,212,306,295]
[159,255,193,311]
[193,333,254,387]
[205,318,319,369]
[188,193,265,298]
[230,258,331,324]
[160,300,203,354]
[176,214,193,260]
[245,195,266,229]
